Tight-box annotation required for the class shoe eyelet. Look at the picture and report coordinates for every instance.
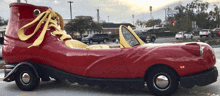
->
[57,38,63,41]
[51,32,55,36]
[34,9,41,16]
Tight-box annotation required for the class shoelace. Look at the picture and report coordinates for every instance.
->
[18,9,72,48]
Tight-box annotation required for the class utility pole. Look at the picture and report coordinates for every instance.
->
[97,8,99,24]
[132,14,134,25]
[97,8,100,33]
[67,1,73,20]
[17,0,20,3]
[108,16,109,33]
[149,6,155,33]
[164,8,167,21]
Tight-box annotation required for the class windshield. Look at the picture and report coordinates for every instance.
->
[87,34,94,38]
[121,26,139,46]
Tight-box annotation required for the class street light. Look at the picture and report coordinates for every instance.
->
[147,5,155,33]
[108,16,109,33]
[67,1,73,20]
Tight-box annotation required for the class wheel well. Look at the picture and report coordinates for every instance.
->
[13,62,41,78]
[144,64,179,81]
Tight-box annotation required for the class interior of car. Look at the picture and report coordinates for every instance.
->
[65,25,145,49]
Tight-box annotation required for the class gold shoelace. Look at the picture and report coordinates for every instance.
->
[18,9,72,48]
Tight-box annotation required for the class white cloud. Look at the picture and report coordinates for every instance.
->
[54,0,58,4]
[1,0,220,23]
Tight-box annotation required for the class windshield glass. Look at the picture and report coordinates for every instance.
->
[121,26,139,46]
[87,34,94,38]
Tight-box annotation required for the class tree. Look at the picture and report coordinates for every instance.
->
[64,16,102,40]
[0,16,6,26]
[145,19,161,27]
[168,0,211,32]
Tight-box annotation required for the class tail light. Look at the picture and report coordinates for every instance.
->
[218,32,220,35]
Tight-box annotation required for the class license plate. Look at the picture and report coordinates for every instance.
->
[147,36,149,39]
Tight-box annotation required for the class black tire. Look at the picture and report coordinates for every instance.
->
[89,40,93,44]
[97,81,107,89]
[15,66,40,91]
[54,78,62,82]
[200,36,202,38]
[151,37,156,42]
[176,38,179,40]
[146,66,179,96]
[191,36,193,39]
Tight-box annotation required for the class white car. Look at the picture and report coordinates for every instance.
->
[175,31,193,40]
[199,29,211,38]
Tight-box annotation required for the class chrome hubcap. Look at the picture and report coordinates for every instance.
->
[21,73,30,84]
[154,74,170,90]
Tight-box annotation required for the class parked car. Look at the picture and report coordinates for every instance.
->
[0,31,5,44]
[0,46,2,58]
[199,29,211,38]
[175,31,193,40]
[81,34,109,44]
[134,30,156,42]
[211,28,220,37]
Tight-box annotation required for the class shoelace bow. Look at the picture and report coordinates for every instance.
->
[18,9,72,48]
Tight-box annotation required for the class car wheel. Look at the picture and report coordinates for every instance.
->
[15,66,40,91]
[176,38,179,40]
[103,39,107,43]
[200,36,202,38]
[191,36,193,39]
[54,78,62,82]
[97,81,107,89]
[206,35,209,38]
[146,67,179,96]
[151,37,156,42]
[89,40,93,44]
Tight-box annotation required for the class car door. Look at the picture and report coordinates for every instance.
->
[92,34,99,42]
[85,49,132,78]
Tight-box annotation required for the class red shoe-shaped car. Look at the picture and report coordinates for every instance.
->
[3,3,218,96]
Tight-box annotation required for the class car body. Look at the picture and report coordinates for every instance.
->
[134,30,156,42]
[3,25,218,96]
[175,31,193,39]
[81,34,109,44]
[211,28,220,37]
[199,29,211,38]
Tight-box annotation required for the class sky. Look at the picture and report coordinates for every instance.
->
[0,0,220,23]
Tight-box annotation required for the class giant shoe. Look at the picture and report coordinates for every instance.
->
[2,3,126,91]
